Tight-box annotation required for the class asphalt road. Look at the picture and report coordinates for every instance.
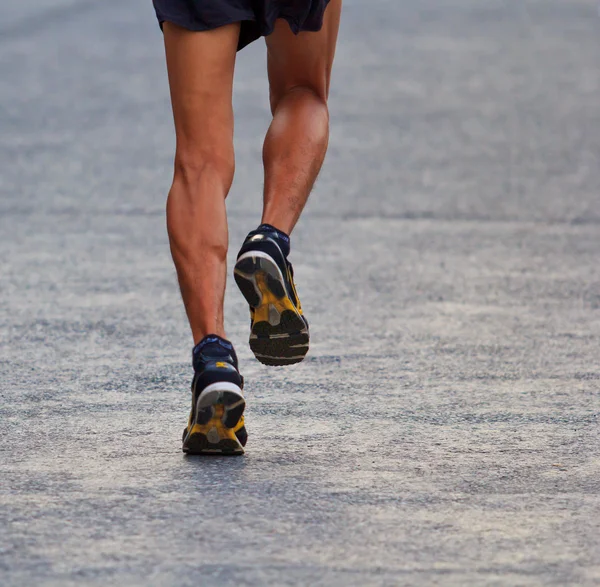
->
[1,1,599,585]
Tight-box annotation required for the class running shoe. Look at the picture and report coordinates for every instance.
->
[182,335,247,455]
[234,224,309,366]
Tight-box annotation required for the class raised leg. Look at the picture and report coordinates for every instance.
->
[162,22,240,344]
[261,0,342,234]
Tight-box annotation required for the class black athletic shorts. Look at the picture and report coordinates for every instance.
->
[152,0,331,51]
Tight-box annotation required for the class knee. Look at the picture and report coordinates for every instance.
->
[172,148,235,194]
[269,84,329,116]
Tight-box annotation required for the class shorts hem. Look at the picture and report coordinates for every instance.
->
[154,2,330,51]
[156,12,256,31]
[157,12,259,51]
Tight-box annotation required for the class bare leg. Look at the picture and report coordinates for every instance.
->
[162,22,239,344]
[261,0,342,234]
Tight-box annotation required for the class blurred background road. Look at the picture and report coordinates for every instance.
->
[1,1,599,585]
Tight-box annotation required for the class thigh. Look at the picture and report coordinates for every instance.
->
[265,0,342,111]
[163,22,240,158]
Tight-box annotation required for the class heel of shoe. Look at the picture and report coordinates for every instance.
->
[234,252,309,366]
[183,383,246,455]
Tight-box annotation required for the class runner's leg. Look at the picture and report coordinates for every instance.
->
[261,0,342,234]
[231,2,342,366]
[162,22,240,344]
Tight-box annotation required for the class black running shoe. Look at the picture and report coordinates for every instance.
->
[182,335,247,455]
[234,224,309,366]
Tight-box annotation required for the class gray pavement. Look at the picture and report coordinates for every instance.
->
[1,0,599,585]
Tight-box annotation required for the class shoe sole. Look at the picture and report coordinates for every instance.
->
[234,251,309,366]
[182,382,246,456]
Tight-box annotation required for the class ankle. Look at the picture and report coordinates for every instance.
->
[255,223,291,257]
[192,328,227,347]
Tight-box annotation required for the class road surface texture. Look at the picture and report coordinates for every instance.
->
[1,1,599,585]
